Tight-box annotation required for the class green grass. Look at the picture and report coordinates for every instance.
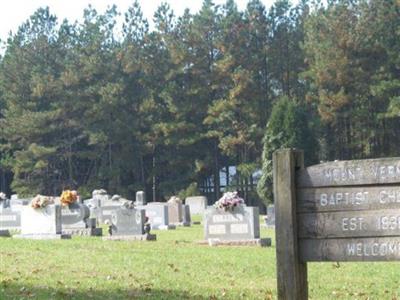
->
[1,221,400,300]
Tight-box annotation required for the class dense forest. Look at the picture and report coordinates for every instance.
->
[0,0,399,206]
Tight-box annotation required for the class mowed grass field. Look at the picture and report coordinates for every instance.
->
[1,217,400,300]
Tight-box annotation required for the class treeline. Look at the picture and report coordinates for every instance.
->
[0,0,399,204]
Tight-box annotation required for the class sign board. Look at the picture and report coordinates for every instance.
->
[273,149,400,299]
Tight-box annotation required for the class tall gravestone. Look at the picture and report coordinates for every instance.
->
[15,204,71,239]
[167,202,183,225]
[265,205,275,228]
[136,191,146,206]
[202,205,270,246]
[182,204,191,226]
[103,205,156,241]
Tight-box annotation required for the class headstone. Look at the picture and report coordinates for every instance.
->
[138,202,175,230]
[15,205,70,239]
[9,198,30,208]
[61,203,102,236]
[0,206,21,230]
[103,205,156,241]
[136,191,146,206]
[99,201,127,224]
[92,189,109,205]
[185,196,207,215]
[167,202,183,225]
[265,205,275,228]
[10,194,19,201]
[84,190,132,225]
[84,198,101,221]
[182,204,191,226]
[202,206,270,246]
[0,205,21,237]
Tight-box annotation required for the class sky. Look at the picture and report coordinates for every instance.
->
[0,0,278,43]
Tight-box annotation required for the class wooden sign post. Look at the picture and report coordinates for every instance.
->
[273,149,400,299]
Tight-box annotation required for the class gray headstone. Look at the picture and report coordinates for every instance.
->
[185,196,207,215]
[9,199,30,208]
[0,199,10,209]
[204,206,260,241]
[266,205,275,228]
[90,193,129,225]
[84,198,101,221]
[99,204,125,224]
[109,207,145,236]
[92,189,109,205]
[182,204,191,226]
[167,203,183,224]
[136,191,146,206]
[0,207,21,230]
[138,203,174,230]
[61,203,90,229]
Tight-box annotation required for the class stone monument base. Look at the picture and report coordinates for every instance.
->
[102,233,156,241]
[14,233,71,240]
[0,230,11,237]
[153,224,176,230]
[197,238,271,247]
[63,227,103,236]
[171,222,191,227]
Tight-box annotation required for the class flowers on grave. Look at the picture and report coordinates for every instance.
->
[31,195,55,209]
[214,191,244,212]
[167,196,182,204]
[60,190,78,206]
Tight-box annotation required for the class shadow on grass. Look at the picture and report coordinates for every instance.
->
[1,283,210,300]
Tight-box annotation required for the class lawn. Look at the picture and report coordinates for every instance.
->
[1,219,400,300]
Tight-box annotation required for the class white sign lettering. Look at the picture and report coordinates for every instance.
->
[208,224,226,235]
[213,214,244,223]
[0,215,17,222]
[230,223,248,234]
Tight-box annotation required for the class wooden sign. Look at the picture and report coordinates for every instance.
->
[273,149,400,299]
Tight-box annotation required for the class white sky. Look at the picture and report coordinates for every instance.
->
[0,0,278,42]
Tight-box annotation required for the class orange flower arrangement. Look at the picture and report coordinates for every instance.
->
[60,190,78,206]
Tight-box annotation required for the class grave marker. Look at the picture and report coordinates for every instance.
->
[167,202,183,225]
[103,205,156,241]
[185,196,207,215]
[182,204,191,226]
[136,191,146,206]
[137,203,175,230]
[15,204,71,239]
[202,205,270,246]
[265,205,275,228]
[61,203,102,236]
